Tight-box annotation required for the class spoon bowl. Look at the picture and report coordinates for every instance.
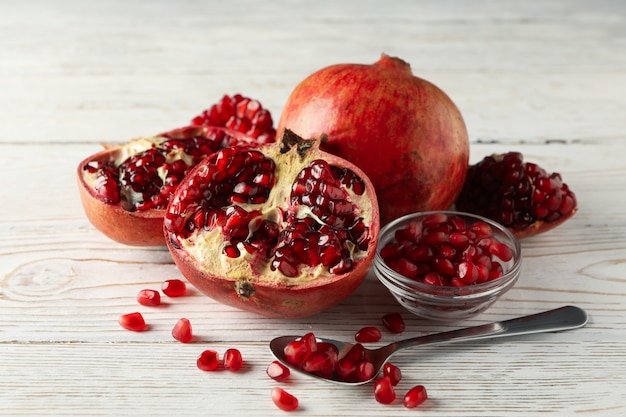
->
[269,305,588,385]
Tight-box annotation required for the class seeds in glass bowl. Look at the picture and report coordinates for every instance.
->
[379,212,514,287]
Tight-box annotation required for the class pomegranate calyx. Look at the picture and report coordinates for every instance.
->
[376,53,412,73]
[279,128,318,157]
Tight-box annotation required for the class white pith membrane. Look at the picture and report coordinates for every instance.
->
[170,141,374,286]
[83,136,194,209]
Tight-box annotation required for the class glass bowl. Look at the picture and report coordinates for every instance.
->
[374,211,522,321]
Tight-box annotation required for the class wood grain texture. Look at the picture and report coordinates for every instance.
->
[1,0,625,416]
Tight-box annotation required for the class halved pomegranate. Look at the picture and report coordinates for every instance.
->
[77,94,277,246]
[455,152,577,238]
[163,130,380,318]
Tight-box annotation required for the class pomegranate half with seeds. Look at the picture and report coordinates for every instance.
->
[77,94,277,246]
[163,130,380,318]
[277,53,470,225]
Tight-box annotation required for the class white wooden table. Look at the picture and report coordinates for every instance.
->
[1,1,625,415]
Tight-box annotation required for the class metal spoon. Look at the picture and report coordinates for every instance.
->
[269,305,588,385]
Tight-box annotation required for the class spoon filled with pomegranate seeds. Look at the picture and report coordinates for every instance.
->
[270,305,588,385]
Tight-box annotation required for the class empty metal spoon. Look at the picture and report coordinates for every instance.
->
[269,305,588,385]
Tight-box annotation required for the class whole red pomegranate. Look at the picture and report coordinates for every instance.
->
[77,94,276,246]
[163,130,380,318]
[277,54,470,225]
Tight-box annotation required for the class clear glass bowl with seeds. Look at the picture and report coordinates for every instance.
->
[374,211,522,321]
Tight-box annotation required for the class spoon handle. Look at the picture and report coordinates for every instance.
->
[392,305,588,352]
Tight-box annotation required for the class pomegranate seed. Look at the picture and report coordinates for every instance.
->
[423,272,447,286]
[266,361,291,381]
[383,363,402,386]
[136,289,161,306]
[93,171,120,204]
[356,359,376,381]
[118,312,146,332]
[355,326,382,343]
[316,342,339,356]
[403,385,428,408]
[391,258,419,278]
[172,318,193,343]
[197,350,220,371]
[381,312,405,334]
[271,387,299,412]
[300,332,318,352]
[162,279,187,297]
[374,376,396,404]
[223,348,244,371]
[457,261,478,284]
[335,357,358,381]
[283,340,311,366]
[489,241,513,262]
[302,350,337,375]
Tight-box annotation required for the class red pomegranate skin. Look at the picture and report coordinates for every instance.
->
[277,54,470,224]
[169,248,374,319]
[77,177,165,246]
[77,147,166,246]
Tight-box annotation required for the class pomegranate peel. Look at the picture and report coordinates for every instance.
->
[277,53,470,224]
[163,130,380,318]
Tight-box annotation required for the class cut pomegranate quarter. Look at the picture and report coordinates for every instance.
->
[163,130,380,318]
[456,151,577,238]
[77,94,277,246]
[269,306,587,385]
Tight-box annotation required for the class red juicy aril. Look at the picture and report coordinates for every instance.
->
[455,152,577,238]
[277,53,469,225]
[163,130,380,318]
[77,94,276,246]
[380,212,514,287]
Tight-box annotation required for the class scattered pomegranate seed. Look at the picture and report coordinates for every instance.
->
[381,312,405,334]
[172,318,193,343]
[383,363,402,386]
[403,385,428,408]
[197,350,220,371]
[271,387,299,412]
[223,348,244,371]
[374,376,396,404]
[136,289,161,306]
[266,361,291,381]
[355,326,382,343]
[162,279,187,297]
[118,312,146,332]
